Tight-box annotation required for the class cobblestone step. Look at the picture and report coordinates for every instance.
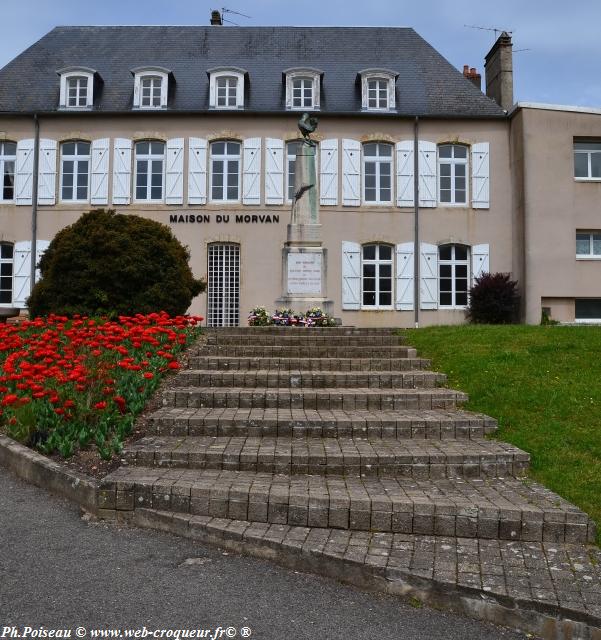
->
[174,369,447,389]
[123,435,530,479]
[188,356,432,372]
[197,345,418,358]
[205,335,406,346]
[148,407,498,439]
[162,386,467,411]
[100,467,595,543]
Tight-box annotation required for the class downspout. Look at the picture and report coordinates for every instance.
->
[413,116,420,328]
[30,113,40,300]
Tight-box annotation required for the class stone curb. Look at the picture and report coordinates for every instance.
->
[133,508,601,640]
[0,435,99,513]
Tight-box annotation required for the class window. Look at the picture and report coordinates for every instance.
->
[0,243,13,305]
[438,144,468,205]
[576,231,601,258]
[363,143,392,204]
[575,299,601,322]
[285,69,321,111]
[60,141,90,202]
[287,140,302,201]
[359,70,397,111]
[439,244,469,307]
[210,141,241,202]
[209,69,245,109]
[362,244,393,308]
[0,142,16,202]
[574,141,601,180]
[207,243,240,327]
[57,68,95,109]
[132,68,169,109]
[135,141,165,201]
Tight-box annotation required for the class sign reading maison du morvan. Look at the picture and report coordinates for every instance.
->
[169,213,281,224]
[287,253,322,295]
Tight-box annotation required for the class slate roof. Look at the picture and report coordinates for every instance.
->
[0,26,505,118]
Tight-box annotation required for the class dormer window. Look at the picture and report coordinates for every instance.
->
[57,67,96,109]
[359,69,398,112]
[208,68,246,110]
[284,69,321,111]
[132,67,170,109]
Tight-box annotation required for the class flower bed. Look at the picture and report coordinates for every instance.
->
[0,312,202,460]
[248,307,336,327]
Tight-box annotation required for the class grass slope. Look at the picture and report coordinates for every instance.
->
[407,325,601,543]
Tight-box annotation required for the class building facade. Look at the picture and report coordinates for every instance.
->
[0,20,599,325]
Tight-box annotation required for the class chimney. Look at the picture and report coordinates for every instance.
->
[210,9,222,25]
[463,65,482,91]
[484,31,513,110]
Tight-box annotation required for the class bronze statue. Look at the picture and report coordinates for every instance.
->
[298,112,318,146]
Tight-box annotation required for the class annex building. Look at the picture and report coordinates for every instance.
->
[0,14,599,326]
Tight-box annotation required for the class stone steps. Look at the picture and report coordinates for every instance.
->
[99,467,595,543]
[188,356,432,371]
[174,369,447,389]
[163,386,467,411]
[206,327,397,335]
[197,345,418,358]
[148,407,498,439]
[206,335,407,346]
[123,435,530,479]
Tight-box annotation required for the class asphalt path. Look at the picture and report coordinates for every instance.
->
[0,469,525,640]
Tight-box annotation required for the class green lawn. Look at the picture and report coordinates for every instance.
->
[406,325,601,544]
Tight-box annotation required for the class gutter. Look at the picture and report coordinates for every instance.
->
[413,116,420,328]
[30,114,39,299]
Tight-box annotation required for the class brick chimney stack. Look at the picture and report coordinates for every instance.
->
[210,10,223,25]
[463,65,482,91]
[484,31,513,110]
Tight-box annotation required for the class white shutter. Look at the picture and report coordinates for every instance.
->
[265,138,284,205]
[165,138,184,205]
[90,138,110,205]
[420,242,438,310]
[471,244,490,282]
[15,139,34,206]
[342,139,360,206]
[35,240,50,283]
[395,242,414,311]
[188,138,207,205]
[342,241,361,310]
[418,140,437,208]
[320,139,338,206]
[242,137,261,205]
[396,140,414,207]
[472,143,490,209]
[12,241,31,308]
[112,138,132,205]
[37,139,57,205]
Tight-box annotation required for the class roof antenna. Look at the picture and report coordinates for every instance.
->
[220,7,252,25]
[464,24,513,40]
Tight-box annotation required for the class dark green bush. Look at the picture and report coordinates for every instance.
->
[467,272,520,324]
[28,209,205,317]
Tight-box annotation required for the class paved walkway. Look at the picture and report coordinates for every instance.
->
[0,469,523,640]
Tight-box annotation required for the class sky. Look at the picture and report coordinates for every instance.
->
[1,0,601,108]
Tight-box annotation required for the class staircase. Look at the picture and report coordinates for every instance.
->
[100,327,595,544]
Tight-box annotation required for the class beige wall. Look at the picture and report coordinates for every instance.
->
[514,107,601,324]
[0,113,513,326]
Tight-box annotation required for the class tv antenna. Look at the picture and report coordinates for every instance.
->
[220,7,252,25]
[464,24,513,40]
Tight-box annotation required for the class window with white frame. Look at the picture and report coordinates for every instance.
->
[60,141,90,202]
[135,141,165,201]
[210,141,241,202]
[574,141,601,180]
[360,70,396,111]
[438,144,468,205]
[209,69,245,109]
[0,242,13,305]
[285,69,321,111]
[286,140,302,201]
[132,68,169,109]
[0,142,16,202]
[575,299,601,322]
[576,231,601,258]
[58,68,95,109]
[439,244,469,307]
[363,143,392,204]
[362,244,393,308]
